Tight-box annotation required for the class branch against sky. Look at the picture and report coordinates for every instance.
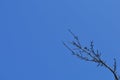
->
[63,29,120,80]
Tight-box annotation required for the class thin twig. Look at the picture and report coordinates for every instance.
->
[63,30,119,80]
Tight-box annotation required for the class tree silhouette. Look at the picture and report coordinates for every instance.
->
[63,29,120,80]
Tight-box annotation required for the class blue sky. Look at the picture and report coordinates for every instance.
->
[0,0,120,80]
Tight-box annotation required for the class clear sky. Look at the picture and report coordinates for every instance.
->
[0,0,120,80]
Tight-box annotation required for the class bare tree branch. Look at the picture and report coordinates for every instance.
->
[63,30,119,80]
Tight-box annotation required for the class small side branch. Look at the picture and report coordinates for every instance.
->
[63,30,119,80]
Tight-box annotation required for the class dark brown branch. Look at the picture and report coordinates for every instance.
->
[63,30,119,80]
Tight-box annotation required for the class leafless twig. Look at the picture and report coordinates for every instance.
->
[63,30,119,80]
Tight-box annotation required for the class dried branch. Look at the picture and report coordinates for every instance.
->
[63,30,119,80]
